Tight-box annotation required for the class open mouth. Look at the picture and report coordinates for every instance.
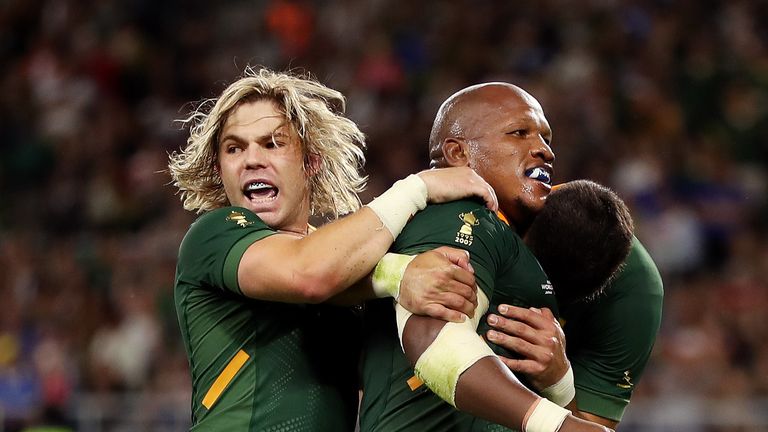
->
[243,181,278,201]
[524,167,552,185]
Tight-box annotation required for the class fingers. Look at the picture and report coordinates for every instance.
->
[440,291,475,317]
[432,246,474,273]
[425,247,476,288]
[417,167,498,211]
[423,304,465,323]
[448,265,476,288]
[481,181,499,212]
[441,280,476,306]
[487,326,550,359]
[494,304,552,330]
[465,168,498,211]
[497,356,544,375]
[486,315,541,345]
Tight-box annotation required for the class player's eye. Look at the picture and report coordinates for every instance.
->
[507,129,527,138]
[265,136,287,149]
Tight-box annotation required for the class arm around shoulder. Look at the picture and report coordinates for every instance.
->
[237,207,395,303]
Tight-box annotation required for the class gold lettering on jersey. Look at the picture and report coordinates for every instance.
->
[455,212,479,246]
[226,211,253,227]
[617,370,634,389]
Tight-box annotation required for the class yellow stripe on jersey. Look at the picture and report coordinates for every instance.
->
[407,375,424,391]
[202,349,250,409]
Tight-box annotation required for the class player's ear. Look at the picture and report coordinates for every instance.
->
[442,138,471,168]
[306,152,321,176]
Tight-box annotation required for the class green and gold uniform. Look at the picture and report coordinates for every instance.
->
[562,237,663,422]
[174,207,360,431]
[360,200,556,432]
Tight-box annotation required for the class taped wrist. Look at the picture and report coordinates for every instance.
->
[366,174,428,238]
[412,318,495,407]
[523,398,570,432]
[372,253,416,299]
[539,363,575,407]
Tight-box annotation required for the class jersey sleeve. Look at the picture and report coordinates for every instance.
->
[391,200,517,306]
[177,207,276,296]
[566,237,664,421]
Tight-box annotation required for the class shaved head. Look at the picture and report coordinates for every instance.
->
[429,83,544,167]
[426,82,554,228]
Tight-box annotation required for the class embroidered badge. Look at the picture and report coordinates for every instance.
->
[226,211,253,228]
[617,370,634,389]
[455,211,479,246]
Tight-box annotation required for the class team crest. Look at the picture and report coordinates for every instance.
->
[455,211,479,246]
[617,370,634,389]
[226,211,253,228]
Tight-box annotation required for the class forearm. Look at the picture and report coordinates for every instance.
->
[287,174,428,296]
[401,313,542,430]
[291,207,396,293]
[238,176,428,302]
[455,356,540,426]
[400,310,608,431]
[326,274,376,306]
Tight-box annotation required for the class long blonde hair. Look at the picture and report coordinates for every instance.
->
[168,67,367,217]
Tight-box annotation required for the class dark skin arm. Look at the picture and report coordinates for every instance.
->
[400,311,614,431]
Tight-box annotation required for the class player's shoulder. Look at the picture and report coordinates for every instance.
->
[395,199,513,252]
[611,236,664,297]
[180,207,272,256]
[192,206,268,231]
[415,199,503,225]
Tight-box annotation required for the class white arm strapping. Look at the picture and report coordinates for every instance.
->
[366,174,428,239]
[524,398,570,432]
[539,363,575,407]
[395,290,492,407]
[371,253,416,299]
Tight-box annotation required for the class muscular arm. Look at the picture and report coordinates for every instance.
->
[238,206,394,303]
[237,167,498,303]
[398,295,611,432]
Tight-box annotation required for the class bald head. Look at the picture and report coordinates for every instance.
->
[428,83,544,167]
[426,82,554,228]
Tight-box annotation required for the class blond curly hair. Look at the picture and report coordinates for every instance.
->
[168,67,367,217]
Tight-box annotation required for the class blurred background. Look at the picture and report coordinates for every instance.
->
[1,0,767,430]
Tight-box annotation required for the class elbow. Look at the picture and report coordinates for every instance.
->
[292,269,344,303]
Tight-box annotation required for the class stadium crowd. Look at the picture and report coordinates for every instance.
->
[0,0,766,430]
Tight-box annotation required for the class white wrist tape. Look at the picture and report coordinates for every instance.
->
[395,289,490,350]
[366,174,428,238]
[372,253,416,299]
[413,319,496,407]
[539,364,575,407]
[524,398,570,432]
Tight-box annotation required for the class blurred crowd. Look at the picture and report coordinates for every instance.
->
[1,0,767,430]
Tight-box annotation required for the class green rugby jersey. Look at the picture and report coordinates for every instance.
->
[175,207,360,431]
[360,200,556,432]
[562,236,663,421]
